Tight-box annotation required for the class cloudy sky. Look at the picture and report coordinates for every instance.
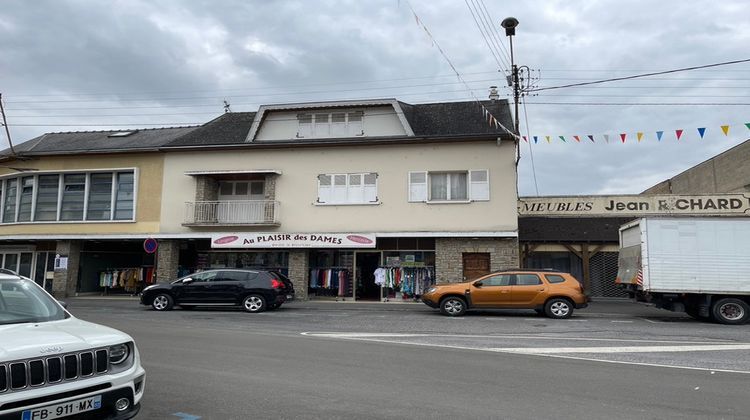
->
[1,0,748,196]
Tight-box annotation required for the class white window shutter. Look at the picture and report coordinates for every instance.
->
[333,174,347,203]
[318,174,332,203]
[469,170,489,201]
[364,173,377,202]
[408,171,427,202]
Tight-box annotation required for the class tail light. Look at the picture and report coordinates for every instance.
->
[271,279,284,289]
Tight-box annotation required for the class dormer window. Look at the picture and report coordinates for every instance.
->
[297,111,364,138]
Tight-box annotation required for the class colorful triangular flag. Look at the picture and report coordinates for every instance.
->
[697,127,706,139]
[522,136,528,142]
[604,134,610,143]
[574,135,581,142]
[545,136,551,143]
[676,129,683,140]
[587,135,595,143]
[656,131,664,141]
[620,133,627,143]
[559,136,566,143]
[721,125,730,136]
[637,132,643,142]
[533,136,538,144]
[745,123,750,130]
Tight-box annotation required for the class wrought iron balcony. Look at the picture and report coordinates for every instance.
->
[184,200,280,226]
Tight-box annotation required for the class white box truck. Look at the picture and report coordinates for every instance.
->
[616,217,750,325]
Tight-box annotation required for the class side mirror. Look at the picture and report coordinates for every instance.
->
[58,300,68,309]
[473,281,483,287]
[182,278,194,284]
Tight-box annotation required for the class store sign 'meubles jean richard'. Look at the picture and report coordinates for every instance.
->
[518,194,750,217]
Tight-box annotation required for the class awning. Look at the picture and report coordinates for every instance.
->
[184,169,282,176]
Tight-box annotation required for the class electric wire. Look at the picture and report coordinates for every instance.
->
[463,0,509,72]
[475,0,513,65]
[521,98,539,196]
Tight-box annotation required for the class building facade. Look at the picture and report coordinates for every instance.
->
[0,99,520,300]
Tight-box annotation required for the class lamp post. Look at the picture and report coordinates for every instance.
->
[501,17,520,137]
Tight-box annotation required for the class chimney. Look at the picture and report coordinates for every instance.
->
[488,86,499,101]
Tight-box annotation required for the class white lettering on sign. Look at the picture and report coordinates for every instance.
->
[518,194,750,217]
[210,233,376,249]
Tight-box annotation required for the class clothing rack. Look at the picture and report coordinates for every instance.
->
[374,266,435,302]
[309,266,352,299]
[99,266,155,295]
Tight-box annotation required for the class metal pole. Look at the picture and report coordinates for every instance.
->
[509,37,520,137]
[0,93,16,156]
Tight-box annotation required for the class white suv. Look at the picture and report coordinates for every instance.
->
[0,272,145,419]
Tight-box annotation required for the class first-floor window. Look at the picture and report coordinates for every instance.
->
[408,170,489,202]
[318,172,377,204]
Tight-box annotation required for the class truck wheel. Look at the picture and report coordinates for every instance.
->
[544,298,574,319]
[711,298,750,325]
[151,294,174,311]
[440,297,467,316]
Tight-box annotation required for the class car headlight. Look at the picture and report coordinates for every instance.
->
[425,287,438,294]
[109,343,130,365]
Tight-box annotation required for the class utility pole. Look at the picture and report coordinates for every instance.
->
[0,93,16,156]
[501,17,520,137]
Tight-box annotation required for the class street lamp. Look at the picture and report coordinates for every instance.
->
[501,17,520,136]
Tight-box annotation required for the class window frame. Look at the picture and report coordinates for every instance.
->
[0,168,137,224]
[316,172,379,205]
[297,111,366,139]
[408,169,490,203]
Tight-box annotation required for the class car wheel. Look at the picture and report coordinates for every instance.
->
[439,296,466,316]
[242,294,266,313]
[711,298,750,325]
[151,294,174,311]
[544,298,573,319]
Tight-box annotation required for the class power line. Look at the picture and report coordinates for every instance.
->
[463,0,508,72]
[475,0,512,65]
[530,58,750,92]
[521,98,539,195]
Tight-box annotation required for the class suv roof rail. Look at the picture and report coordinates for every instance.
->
[498,268,562,273]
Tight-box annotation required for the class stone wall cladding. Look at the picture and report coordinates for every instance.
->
[264,175,277,200]
[195,176,219,201]
[156,240,180,283]
[288,250,309,300]
[52,240,81,298]
[435,237,519,283]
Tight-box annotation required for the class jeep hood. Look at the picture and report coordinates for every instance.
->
[0,317,132,362]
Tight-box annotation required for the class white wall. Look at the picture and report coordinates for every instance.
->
[161,141,518,234]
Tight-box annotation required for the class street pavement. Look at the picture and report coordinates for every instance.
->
[67,297,750,420]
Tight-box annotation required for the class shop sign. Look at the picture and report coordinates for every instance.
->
[211,233,377,249]
[519,194,750,217]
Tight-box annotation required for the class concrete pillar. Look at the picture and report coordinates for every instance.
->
[156,240,180,283]
[195,176,218,201]
[52,240,81,298]
[288,250,309,300]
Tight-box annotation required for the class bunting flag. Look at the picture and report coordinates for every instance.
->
[656,131,664,141]
[533,136,538,144]
[604,134,610,143]
[574,135,581,142]
[620,133,627,143]
[746,123,750,130]
[676,129,684,140]
[522,136,528,142]
[587,135,595,143]
[545,136,551,143]
[637,132,644,142]
[559,136,566,143]
[721,125,730,136]
[697,127,706,139]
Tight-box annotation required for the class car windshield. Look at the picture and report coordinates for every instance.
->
[0,277,69,325]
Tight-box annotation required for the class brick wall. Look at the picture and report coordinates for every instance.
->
[195,176,219,201]
[435,237,519,283]
[288,250,309,300]
[156,240,180,283]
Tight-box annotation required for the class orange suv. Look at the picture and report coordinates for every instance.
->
[421,270,589,318]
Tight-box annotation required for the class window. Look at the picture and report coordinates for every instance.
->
[0,170,135,223]
[481,274,512,286]
[61,174,85,221]
[35,175,59,221]
[298,111,365,138]
[317,173,378,204]
[516,274,542,285]
[3,179,17,223]
[188,271,219,282]
[545,274,566,284]
[114,172,134,220]
[408,170,489,202]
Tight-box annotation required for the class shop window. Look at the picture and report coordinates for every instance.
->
[317,173,378,204]
[408,170,489,202]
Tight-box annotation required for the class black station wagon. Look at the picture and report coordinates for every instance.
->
[140,269,294,313]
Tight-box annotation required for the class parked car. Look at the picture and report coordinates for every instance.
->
[421,269,589,318]
[140,269,295,313]
[0,270,145,419]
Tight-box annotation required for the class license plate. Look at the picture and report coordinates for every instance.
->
[22,395,102,420]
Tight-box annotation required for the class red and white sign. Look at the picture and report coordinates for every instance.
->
[210,233,376,249]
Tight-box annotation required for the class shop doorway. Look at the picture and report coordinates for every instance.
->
[462,252,490,281]
[355,252,381,300]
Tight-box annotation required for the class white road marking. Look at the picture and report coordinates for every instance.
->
[302,332,732,344]
[611,320,633,323]
[489,344,750,354]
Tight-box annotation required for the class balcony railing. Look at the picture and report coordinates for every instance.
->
[184,200,280,226]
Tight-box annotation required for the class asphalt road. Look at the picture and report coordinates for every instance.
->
[67,298,750,420]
